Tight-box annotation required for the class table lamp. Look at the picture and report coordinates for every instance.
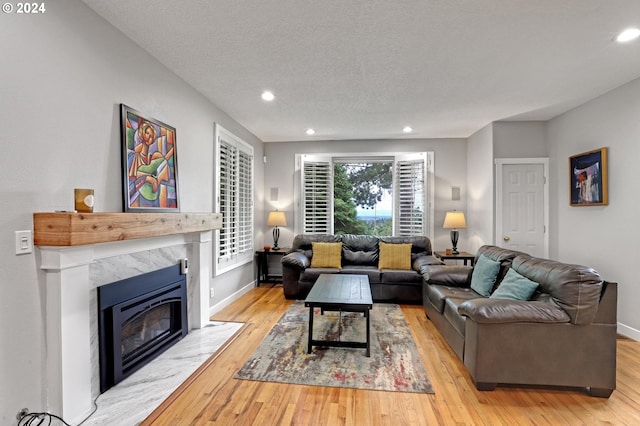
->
[443,211,466,254]
[267,210,287,250]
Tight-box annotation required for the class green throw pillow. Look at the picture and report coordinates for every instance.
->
[490,268,539,301]
[470,254,501,297]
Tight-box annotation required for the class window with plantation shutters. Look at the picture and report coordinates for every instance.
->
[215,124,254,275]
[394,153,427,236]
[301,155,333,234]
[294,152,433,239]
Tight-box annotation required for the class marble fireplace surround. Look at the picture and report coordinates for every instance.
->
[34,212,221,424]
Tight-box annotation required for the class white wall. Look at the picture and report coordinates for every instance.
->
[547,76,640,339]
[263,138,468,251]
[493,121,548,158]
[467,124,495,253]
[0,1,263,422]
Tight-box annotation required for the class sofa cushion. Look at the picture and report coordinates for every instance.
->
[378,242,412,270]
[299,268,340,282]
[511,255,603,325]
[310,242,343,269]
[470,255,501,297]
[341,266,381,284]
[381,269,422,284]
[341,234,379,266]
[490,268,539,301]
[425,284,478,313]
[443,297,467,335]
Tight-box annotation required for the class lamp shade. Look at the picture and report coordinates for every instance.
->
[267,210,287,227]
[443,211,466,229]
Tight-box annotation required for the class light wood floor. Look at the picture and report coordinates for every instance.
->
[142,285,640,425]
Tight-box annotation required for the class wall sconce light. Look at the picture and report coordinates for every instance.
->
[267,210,287,250]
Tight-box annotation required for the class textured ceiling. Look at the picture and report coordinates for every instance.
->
[82,0,640,142]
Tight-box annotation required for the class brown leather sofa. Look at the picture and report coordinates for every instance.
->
[423,245,617,397]
[281,234,442,302]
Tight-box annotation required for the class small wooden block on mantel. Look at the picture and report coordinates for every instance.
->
[33,212,222,247]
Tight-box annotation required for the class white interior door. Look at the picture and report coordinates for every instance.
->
[495,159,548,258]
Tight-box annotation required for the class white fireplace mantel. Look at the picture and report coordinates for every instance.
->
[35,212,221,424]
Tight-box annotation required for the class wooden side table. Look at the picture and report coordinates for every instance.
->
[434,251,476,266]
[255,248,290,286]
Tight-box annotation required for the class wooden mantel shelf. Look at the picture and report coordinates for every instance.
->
[33,212,222,247]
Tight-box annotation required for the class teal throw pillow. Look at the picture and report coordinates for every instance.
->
[470,254,501,297]
[490,268,539,301]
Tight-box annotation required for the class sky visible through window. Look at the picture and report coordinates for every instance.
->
[356,191,392,218]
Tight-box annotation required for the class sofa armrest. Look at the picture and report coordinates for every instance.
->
[423,265,472,287]
[413,255,443,273]
[458,298,570,324]
[281,251,310,270]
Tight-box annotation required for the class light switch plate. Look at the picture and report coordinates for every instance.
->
[15,230,33,255]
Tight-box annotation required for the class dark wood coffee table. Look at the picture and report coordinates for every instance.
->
[304,274,373,356]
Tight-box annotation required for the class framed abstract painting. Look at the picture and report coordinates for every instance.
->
[120,104,180,212]
[569,147,608,206]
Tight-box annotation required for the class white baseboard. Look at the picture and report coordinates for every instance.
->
[209,281,256,317]
[617,322,640,341]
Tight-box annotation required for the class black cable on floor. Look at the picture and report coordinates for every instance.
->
[17,394,100,426]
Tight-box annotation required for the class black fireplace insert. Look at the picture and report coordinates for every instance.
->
[98,264,188,393]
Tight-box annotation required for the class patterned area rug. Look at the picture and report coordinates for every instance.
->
[235,301,434,393]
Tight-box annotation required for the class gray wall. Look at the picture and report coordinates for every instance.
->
[466,124,495,253]
[548,77,640,338]
[264,138,468,252]
[0,0,263,422]
[493,121,548,158]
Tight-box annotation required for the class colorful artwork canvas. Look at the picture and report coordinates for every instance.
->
[569,147,608,206]
[121,104,180,212]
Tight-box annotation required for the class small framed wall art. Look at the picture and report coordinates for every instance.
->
[569,147,608,206]
[120,104,180,212]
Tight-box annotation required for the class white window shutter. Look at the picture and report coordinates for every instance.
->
[238,149,253,254]
[219,140,237,260]
[394,153,427,236]
[214,124,254,275]
[301,155,333,234]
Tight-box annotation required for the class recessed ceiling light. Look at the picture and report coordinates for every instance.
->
[261,91,275,101]
[305,128,315,135]
[616,28,640,43]
[403,126,413,133]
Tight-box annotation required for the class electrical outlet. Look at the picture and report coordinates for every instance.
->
[15,230,32,255]
[210,288,215,298]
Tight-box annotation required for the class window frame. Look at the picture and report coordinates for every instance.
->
[294,152,434,238]
[214,124,254,276]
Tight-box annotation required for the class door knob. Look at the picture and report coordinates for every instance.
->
[503,236,510,242]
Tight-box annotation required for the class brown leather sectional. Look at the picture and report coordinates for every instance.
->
[423,245,617,397]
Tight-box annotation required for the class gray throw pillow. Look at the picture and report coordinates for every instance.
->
[470,254,501,297]
[490,268,539,301]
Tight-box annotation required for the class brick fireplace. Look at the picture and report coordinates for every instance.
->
[34,212,220,424]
